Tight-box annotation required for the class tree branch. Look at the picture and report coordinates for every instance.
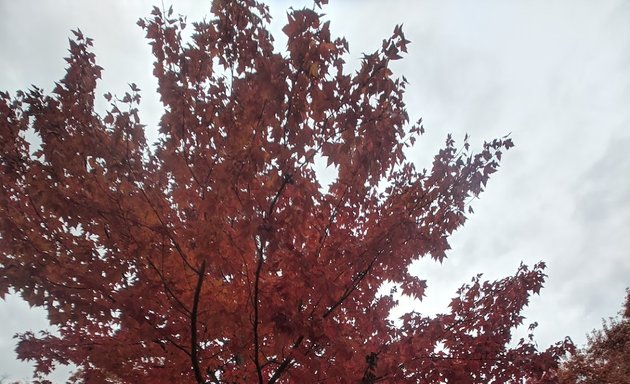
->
[252,176,291,383]
[191,260,207,384]
[323,252,380,319]
[267,335,304,384]
[253,239,266,384]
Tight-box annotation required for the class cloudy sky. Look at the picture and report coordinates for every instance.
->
[1,0,629,381]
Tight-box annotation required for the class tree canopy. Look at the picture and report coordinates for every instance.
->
[0,1,572,383]
[559,290,630,384]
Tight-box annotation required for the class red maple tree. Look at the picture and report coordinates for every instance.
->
[558,290,630,384]
[0,1,572,383]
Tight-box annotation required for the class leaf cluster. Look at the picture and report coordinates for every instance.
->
[558,290,630,384]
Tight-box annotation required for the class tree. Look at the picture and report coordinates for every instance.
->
[0,1,572,383]
[558,290,630,384]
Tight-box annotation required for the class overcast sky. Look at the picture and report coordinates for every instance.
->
[1,0,629,381]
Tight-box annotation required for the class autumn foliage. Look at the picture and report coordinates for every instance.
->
[558,290,630,384]
[0,1,572,383]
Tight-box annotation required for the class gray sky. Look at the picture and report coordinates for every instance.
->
[1,0,629,381]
